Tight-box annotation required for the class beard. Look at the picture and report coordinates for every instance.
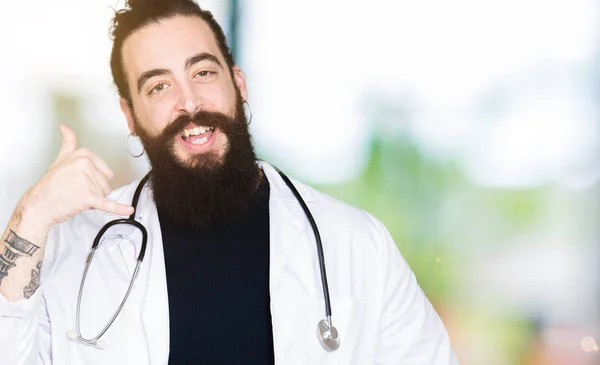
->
[134,94,261,229]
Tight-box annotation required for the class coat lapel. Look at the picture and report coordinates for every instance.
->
[134,183,170,365]
[261,163,324,364]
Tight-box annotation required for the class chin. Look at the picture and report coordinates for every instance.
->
[175,150,227,170]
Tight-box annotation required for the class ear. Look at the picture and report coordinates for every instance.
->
[232,65,248,103]
[120,98,137,136]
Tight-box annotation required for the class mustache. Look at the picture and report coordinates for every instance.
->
[161,110,238,140]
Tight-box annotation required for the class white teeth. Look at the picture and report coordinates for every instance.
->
[182,126,213,138]
[191,137,208,145]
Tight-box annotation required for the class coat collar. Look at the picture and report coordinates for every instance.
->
[259,161,316,203]
[259,161,317,292]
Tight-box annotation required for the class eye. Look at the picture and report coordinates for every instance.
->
[195,70,216,78]
[150,83,169,94]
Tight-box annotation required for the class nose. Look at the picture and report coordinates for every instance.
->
[175,80,202,114]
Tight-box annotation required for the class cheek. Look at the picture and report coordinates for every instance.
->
[139,99,176,135]
[217,131,229,149]
[201,83,238,115]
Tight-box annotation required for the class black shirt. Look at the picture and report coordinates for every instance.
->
[158,178,275,365]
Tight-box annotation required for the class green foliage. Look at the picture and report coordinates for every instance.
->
[315,134,464,303]
[315,131,547,308]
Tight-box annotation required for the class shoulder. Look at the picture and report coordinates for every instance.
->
[304,183,390,245]
[278,175,393,260]
[277,174,403,303]
[261,161,391,253]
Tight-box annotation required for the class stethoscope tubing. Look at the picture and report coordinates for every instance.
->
[70,169,339,351]
[74,257,142,346]
[276,170,333,320]
[70,174,150,347]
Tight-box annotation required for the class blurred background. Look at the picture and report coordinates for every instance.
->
[1,0,599,363]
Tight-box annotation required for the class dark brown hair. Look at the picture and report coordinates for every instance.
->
[110,0,235,105]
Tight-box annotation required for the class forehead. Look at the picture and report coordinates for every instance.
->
[122,15,224,77]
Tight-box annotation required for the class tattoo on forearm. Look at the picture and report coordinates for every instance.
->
[23,261,42,299]
[0,230,40,285]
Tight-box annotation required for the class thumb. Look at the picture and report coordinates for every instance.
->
[58,124,78,158]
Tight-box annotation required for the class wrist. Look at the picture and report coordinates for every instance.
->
[11,198,52,246]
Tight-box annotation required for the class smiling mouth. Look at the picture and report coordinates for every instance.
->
[180,125,215,145]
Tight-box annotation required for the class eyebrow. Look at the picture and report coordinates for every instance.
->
[137,68,171,94]
[136,53,224,94]
[185,52,223,70]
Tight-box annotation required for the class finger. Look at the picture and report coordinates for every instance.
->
[89,168,111,197]
[90,195,135,217]
[78,149,115,180]
[58,124,78,159]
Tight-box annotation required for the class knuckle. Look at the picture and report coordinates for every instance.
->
[78,148,91,156]
[99,181,110,195]
[75,157,93,170]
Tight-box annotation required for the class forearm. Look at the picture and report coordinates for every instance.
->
[0,200,50,302]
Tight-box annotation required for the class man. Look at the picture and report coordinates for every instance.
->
[0,0,459,364]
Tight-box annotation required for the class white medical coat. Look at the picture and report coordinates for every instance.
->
[0,162,459,364]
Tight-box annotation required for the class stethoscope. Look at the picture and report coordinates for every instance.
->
[66,170,340,352]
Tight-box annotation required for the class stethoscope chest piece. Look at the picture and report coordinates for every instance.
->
[317,319,340,351]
